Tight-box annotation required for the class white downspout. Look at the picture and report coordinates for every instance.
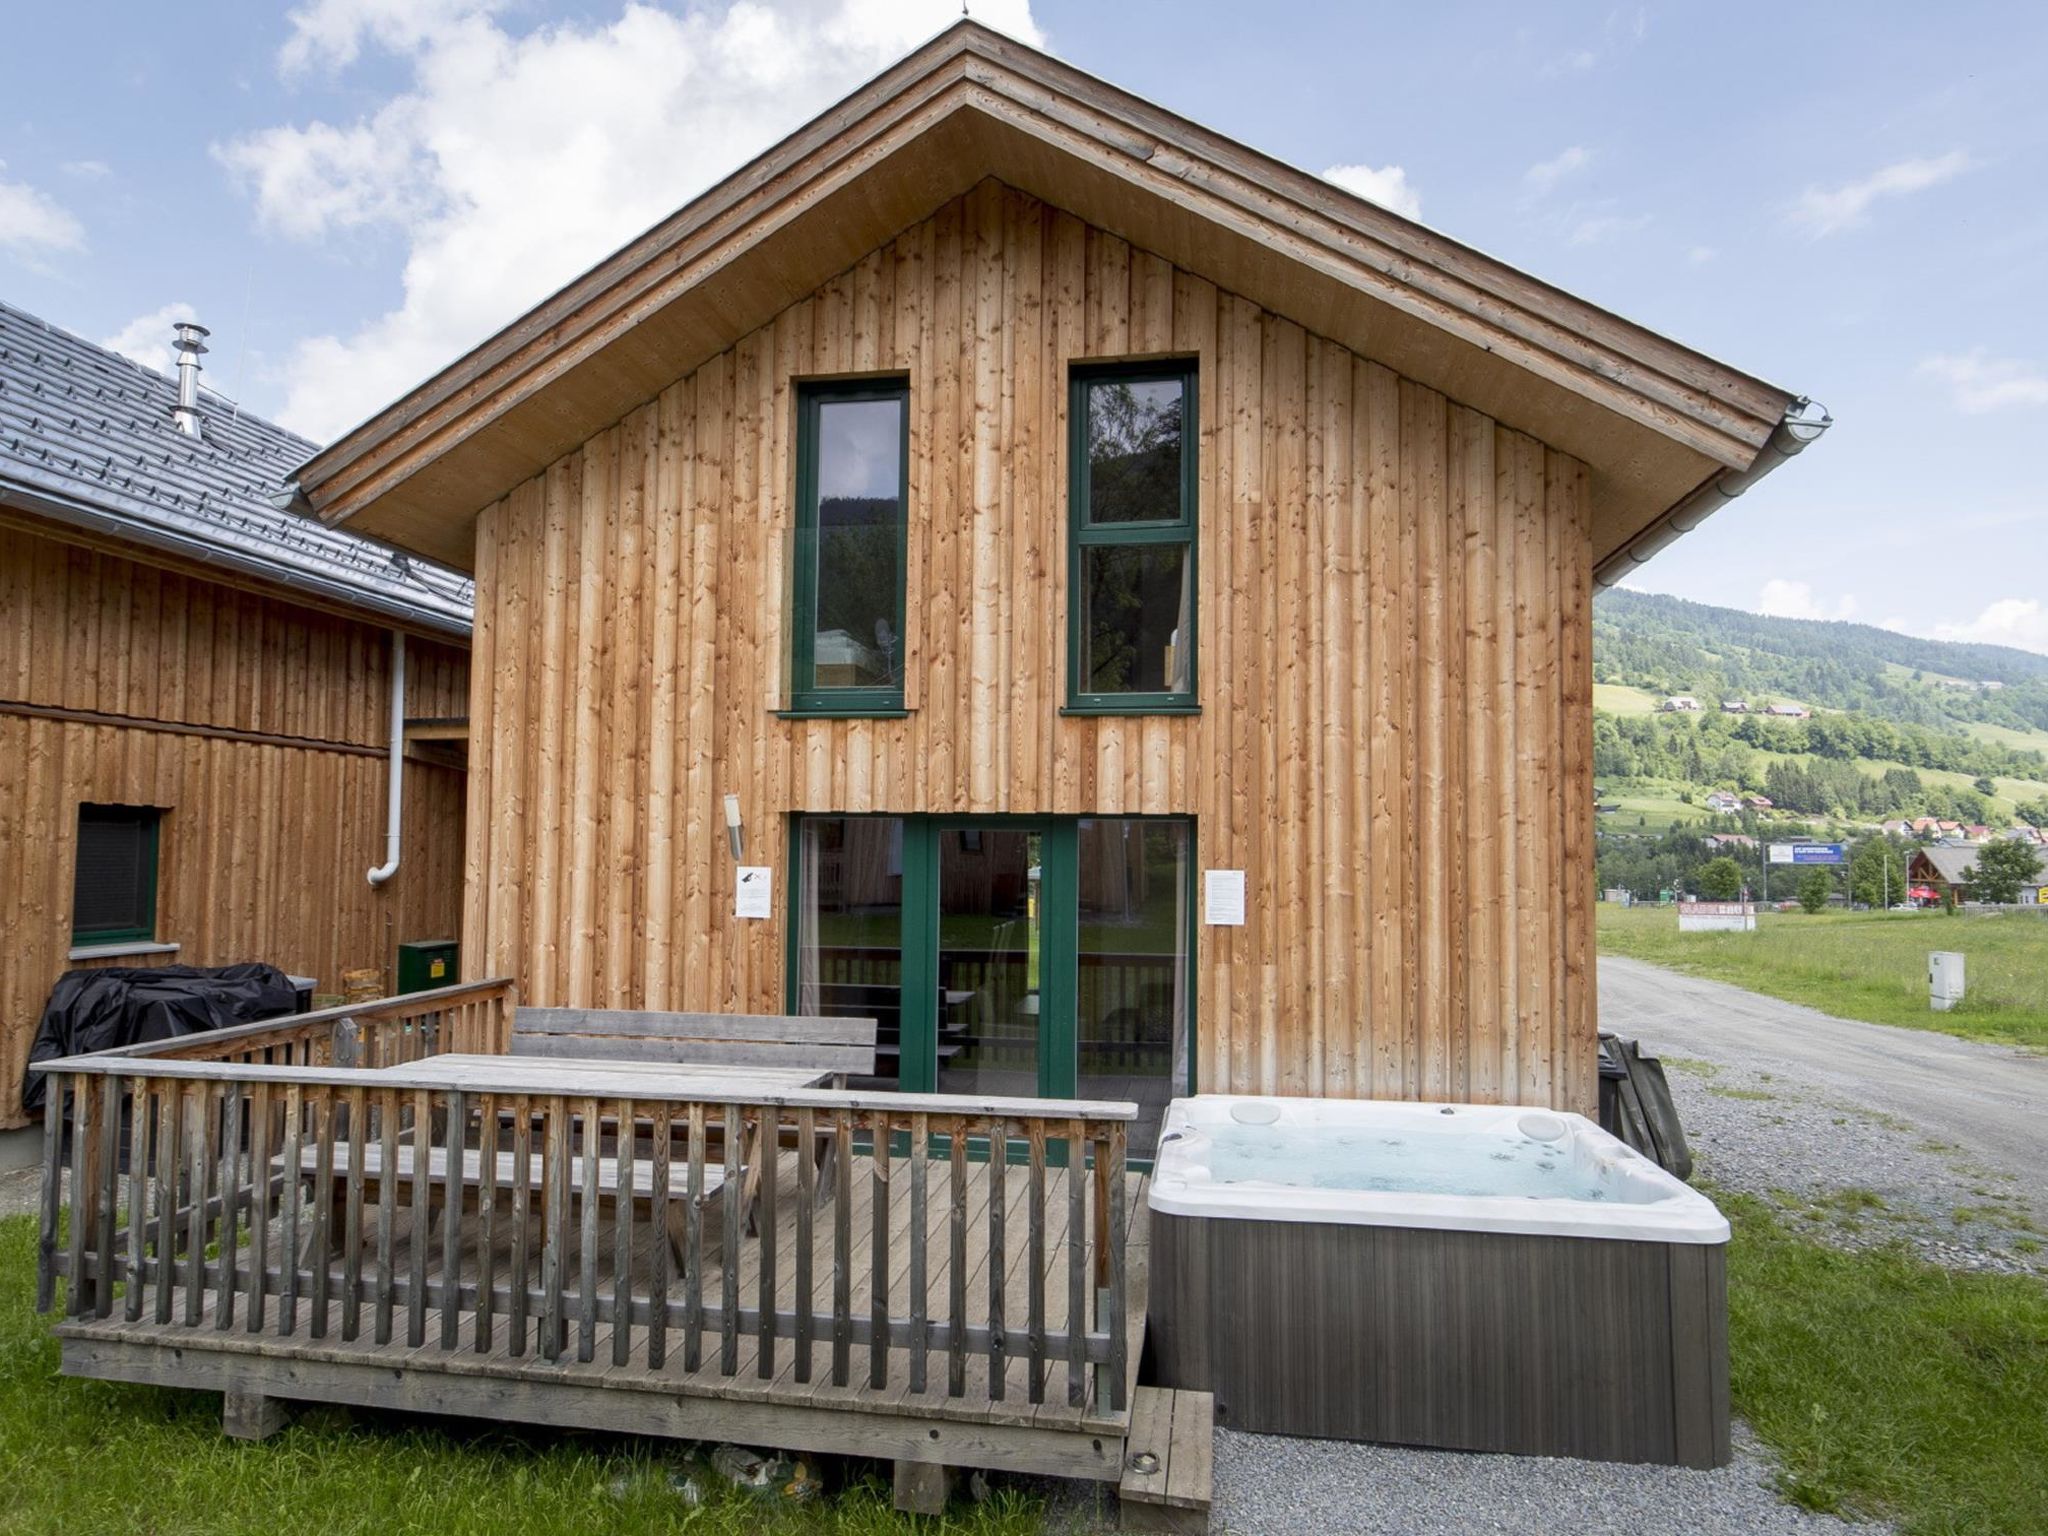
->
[367,630,405,886]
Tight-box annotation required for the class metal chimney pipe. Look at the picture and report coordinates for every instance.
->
[171,321,210,437]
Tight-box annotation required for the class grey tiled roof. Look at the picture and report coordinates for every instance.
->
[0,299,472,634]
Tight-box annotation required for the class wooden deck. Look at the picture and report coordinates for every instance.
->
[37,983,1176,1510]
[56,1149,1150,1458]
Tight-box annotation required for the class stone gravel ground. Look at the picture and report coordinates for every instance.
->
[1646,1034,2044,1277]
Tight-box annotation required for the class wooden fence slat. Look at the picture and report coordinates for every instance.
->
[683,1103,705,1372]
[755,1105,777,1380]
[869,1110,891,1390]
[793,1104,815,1384]
[65,1074,91,1317]
[476,1092,498,1355]
[310,1089,336,1337]
[248,1081,274,1333]
[1066,1118,1086,1406]
[94,1075,122,1319]
[215,1081,243,1329]
[442,1090,467,1350]
[1027,1119,1047,1403]
[408,1088,431,1348]
[577,1095,600,1362]
[126,1080,151,1324]
[37,1081,64,1313]
[949,1119,968,1397]
[614,1098,636,1369]
[540,1096,568,1361]
[987,1115,1006,1401]
[508,1094,531,1355]
[647,1102,671,1370]
[721,1104,741,1375]
[832,1107,853,1387]
[909,1113,930,1395]
[375,1088,398,1345]
[184,1080,212,1327]
[156,1081,182,1325]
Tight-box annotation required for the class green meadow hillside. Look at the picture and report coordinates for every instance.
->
[1590,589,2048,895]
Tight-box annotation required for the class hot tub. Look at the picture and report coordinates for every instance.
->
[1146,1096,1731,1467]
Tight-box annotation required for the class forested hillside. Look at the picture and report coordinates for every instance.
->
[1594,588,2048,733]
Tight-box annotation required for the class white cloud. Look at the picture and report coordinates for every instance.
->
[0,162,87,264]
[1687,245,1716,264]
[1522,145,1589,196]
[1758,579,1859,623]
[1928,598,2048,656]
[222,0,1046,441]
[1919,351,2048,414]
[1322,162,1421,221]
[101,301,202,378]
[1569,209,1651,245]
[1791,151,1970,237]
[62,159,111,180]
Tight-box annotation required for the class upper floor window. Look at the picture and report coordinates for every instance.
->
[1068,362,1198,713]
[791,380,910,715]
[72,804,161,947]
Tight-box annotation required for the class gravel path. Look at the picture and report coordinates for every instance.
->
[1602,955,2045,1274]
[1212,1426,1866,1536]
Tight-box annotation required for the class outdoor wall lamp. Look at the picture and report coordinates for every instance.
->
[723,793,744,860]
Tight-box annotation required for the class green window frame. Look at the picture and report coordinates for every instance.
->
[1066,360,1199,715]
[71,804,161,947]
[788,378,911,717]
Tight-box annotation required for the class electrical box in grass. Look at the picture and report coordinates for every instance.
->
[396,939,459,994]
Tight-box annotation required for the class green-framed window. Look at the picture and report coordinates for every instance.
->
[789,378,910,716]
[1067,361,1198,714]
[72,804,161,947]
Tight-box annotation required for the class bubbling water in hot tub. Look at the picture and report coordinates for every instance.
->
[1203,1116,1619,1201]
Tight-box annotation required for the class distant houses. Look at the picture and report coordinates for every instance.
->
[1660,695,1702,713]
[1703,790,1742,813]
[1720,699,1748,713]
[1762,703,1810,719]
[1907,843,2048,906]
[1702,832,1756,851]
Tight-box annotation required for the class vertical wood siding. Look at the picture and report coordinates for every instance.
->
[0,524,469,1127]
[467,180,1597,1114]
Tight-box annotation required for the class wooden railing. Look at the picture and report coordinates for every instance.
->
[113,978,517,1070]
[33,1054,1136,1415]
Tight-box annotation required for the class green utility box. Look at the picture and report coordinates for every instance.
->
[395,939,459,995]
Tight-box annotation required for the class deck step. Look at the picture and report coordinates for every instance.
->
[1118,1386,1213,1534]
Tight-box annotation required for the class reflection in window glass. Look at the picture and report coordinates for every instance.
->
[1077,819,1188,1159]
[795,816,905,1091]
[937,829,1041,1101]
[801,389,906,700]
[1080,544,1191,695]
[1086,378,1184,524]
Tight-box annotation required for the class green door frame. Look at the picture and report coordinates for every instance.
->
[787,812,1194,1162]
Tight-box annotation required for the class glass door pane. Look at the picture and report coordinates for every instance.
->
[936,828,1042,1100]
[1077,819,1187,1160]
[795,815,905,1091]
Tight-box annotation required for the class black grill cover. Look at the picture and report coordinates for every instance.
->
[23,964,299,1115]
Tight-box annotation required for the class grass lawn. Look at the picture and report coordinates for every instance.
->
[0,1219,1044,1535]
[1592,683,1664,715]
[1595,778,1709,831]
[1597,905,2048,1050]
[1723,1190,2048,1535]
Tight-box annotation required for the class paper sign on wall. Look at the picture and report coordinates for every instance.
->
[734,865,773,920]
[1203,869,1246,926]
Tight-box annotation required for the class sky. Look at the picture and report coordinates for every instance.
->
[3,0,2044,652]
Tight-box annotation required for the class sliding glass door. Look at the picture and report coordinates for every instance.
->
[791,815,1189,1160]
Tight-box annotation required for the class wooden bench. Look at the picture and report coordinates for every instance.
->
[510,1008,878,1230]
[1118,1386,1214,1533]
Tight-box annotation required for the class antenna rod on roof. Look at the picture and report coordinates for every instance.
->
[171,321,210,437]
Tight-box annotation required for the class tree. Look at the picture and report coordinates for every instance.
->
[2015,796,2048,830]
[1969,839,2045,905]
[1696,856,1745,900]
[1971,776,1997,798]
[1797,868,1832,913]
[1848,835,1902,909]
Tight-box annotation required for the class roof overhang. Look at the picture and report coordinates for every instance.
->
[296,21,1803,576]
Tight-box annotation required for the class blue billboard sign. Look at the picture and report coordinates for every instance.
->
[1768,842,1846,866]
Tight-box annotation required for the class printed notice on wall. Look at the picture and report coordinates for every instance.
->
[1203,869,1247,926]
[734,865,773,920]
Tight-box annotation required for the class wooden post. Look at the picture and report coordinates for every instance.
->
[222,1392,288,1442]
[893,1460,955,1517]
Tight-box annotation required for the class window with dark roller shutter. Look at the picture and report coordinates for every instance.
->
[72,805,161,946]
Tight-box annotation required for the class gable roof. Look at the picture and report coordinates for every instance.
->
[1913,844,2044,886]
[295,21,1813,577]
[0,298,472,636]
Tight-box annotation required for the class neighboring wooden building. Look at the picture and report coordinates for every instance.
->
[293,24,1817,1131]
[0,301,473,1130]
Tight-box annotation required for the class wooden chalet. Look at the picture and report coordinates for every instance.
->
[0,301,472,1134]
[31,21,1814,1517]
